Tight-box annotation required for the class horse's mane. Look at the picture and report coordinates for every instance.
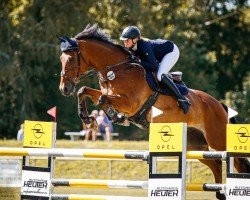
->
[75,24,131,56]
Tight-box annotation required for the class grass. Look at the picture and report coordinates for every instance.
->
[0,140,224,199]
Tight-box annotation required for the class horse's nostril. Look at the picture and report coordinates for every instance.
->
[64,87,68,93]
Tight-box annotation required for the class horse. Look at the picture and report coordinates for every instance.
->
[58,24,250,200]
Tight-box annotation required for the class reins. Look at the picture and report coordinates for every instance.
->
[60,39,142,86]
[103,58,132,71]
[61,50,134,85]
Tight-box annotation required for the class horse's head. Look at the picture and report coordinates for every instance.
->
[58,36,88,96]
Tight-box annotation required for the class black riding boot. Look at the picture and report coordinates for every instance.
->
[161,74,191,114]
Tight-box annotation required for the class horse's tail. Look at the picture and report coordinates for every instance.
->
[221,103,238,124]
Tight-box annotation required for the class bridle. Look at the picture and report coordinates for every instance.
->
[60,43,136,86]
[60,49,89,86]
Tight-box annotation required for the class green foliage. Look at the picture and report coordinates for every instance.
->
[225,74,250,123]
[0,0,249,139]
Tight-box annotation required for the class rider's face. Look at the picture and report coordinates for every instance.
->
[123,39,134,48]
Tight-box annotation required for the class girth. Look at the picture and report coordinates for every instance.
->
[128,90,160,129]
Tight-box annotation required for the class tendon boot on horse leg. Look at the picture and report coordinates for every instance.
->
[98,95,110,106]
[98,95,128,125]
[160,74,191,114]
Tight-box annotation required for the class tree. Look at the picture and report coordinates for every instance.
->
[225,74,250,123]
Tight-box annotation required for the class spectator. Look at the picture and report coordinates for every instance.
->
[96,110,114,141]
[17,123,24,141]
[84,110,99,141]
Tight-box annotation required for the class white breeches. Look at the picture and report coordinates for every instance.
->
[157,44,180,81]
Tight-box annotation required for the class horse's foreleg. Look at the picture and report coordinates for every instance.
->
[77,86,102,123]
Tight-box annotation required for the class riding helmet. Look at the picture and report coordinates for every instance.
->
[120,26,141,40]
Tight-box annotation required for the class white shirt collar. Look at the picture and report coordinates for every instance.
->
[132,43,137,51]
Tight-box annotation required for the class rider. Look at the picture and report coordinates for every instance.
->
[120,26,190,114]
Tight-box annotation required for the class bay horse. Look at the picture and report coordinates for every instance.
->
[58,24,249,200]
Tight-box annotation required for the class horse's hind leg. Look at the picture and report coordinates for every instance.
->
[194,144,225,199]
[187,128,225,200]
[234,157,250,173]
[198,159,225,200]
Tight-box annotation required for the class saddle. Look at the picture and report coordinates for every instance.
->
[145,70,189,95]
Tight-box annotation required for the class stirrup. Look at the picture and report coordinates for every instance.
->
[178,98,191,105]
[177,98,191,114]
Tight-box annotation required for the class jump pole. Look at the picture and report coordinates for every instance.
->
[0,148,226,160]
[0,148,148,160]
[51,194,148,200]
[51,178,225,192]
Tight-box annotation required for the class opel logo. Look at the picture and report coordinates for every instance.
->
[235,127,249,143]
[31,124,45,139]
[158,125,174,142]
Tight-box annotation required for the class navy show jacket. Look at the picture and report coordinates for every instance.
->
[133,39,174,71]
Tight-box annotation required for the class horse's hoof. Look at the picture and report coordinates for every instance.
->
[216,192,226,200]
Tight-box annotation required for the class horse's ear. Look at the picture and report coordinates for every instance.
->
[84,23,91,30]
[92,23,99,29]
[63,36,78,48]
[64,36,75,45]
[56,35,66,42]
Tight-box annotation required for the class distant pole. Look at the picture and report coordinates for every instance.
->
[205,10,238,26]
